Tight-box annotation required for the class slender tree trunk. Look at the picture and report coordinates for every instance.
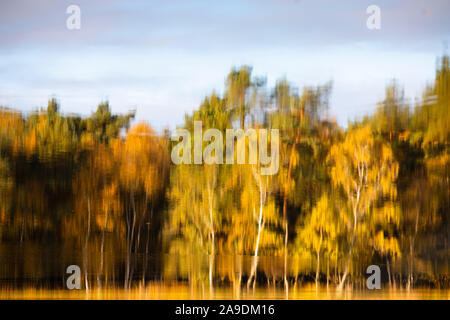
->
[284,222,289,294]
[84,197,91,294]
[326,255,330,290]
[209,250,214,297]
[407,239,413,290]
[315,251,320,289]
[207,178,216,297]
[20,218,25,243]
[98,207,108,290]
[247,176,265,289]
[255,184,264,257]
[142,222,150,285]
[247,207,263,289]
[386,256,392,289]
[208,210,215,296]
[315,227,323,290]
[392,258,397,289]
[125,193,137,289]
[234,255,242,299]
[338,209,358,290]
[408,208,419,290]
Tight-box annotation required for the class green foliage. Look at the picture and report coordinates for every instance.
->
[371,81,409,141]
[84,102,135,143]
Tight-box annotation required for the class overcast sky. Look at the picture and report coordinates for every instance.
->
[0,0,449,131]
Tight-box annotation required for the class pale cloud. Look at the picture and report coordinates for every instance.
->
[0,0,448,130]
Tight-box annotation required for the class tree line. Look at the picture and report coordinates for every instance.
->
[0,56,448,291]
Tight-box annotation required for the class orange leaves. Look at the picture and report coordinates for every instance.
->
[0,108,24,155]
[68,121,169,238]
[374,230,401,257]
[118,122,169,196]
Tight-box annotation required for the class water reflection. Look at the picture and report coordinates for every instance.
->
[1,57,450,299]
[0,242,448,299]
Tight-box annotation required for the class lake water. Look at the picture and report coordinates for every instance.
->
[0,242,448,300]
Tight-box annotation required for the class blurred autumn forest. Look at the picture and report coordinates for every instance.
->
[0,56,449,294]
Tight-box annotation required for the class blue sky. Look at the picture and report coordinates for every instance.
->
[0,0,449,131]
